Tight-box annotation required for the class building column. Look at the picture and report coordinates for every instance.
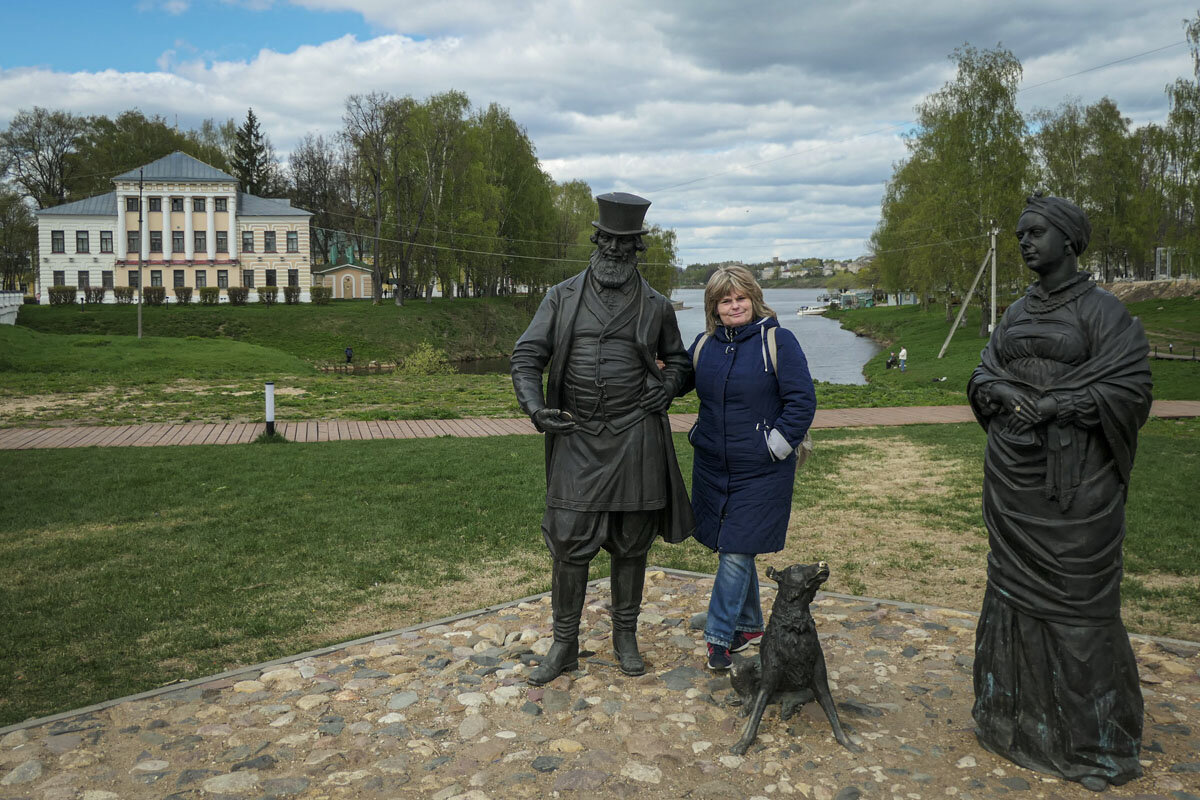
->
[206,195,216,262]
[185,196,194,260]
[116,194,126,260]
[228,193,238,263]
[140,200,149,262]
[162,195,172,261]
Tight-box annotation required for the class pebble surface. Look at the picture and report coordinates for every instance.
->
[2,569,1199,799]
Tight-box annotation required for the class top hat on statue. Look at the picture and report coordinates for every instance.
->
[593,192,651,236]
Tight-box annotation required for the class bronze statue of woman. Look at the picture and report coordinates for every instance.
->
[968,194,1152,792]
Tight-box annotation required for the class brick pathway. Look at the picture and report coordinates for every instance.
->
[2,401,1199,450]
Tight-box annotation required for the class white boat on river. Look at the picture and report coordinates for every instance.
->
[795,305,828,316]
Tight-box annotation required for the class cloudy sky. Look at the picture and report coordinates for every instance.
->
[1,1,1196,265]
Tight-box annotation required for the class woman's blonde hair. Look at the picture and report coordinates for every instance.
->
[703,264,776,333]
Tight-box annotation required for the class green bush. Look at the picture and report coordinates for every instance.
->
[84,287,106,304]
[199,287,220,305]
[398,341,456,375]
[227,286,248,306]
[174,286,193,305]
[48,285,77,305]
[310,285,331,305]
[283,285,301,304]
[143,286,166,306]
[113,286,134,304]
[258,285,279,306]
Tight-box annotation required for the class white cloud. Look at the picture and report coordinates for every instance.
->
[1,0,1195,263]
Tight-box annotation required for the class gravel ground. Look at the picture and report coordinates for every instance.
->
[2,569,1198,800]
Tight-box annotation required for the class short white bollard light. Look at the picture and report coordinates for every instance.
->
[265,381,275,437]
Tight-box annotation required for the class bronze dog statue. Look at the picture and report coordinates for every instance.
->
[730,561,861,755]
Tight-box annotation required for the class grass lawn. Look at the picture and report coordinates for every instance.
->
[4,292,1196,428]
[16,296,536,366]
[3,421,1197,727]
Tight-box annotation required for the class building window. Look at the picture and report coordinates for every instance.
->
[173,270,185,288]
[76,230,89,253]
[77,270,89,288]
[172,231,184,253]
[287,269,299,287]
[216,231,228,253]
[51,230,65,253]
[127,231,140,256]
[149,198,161,212]
[194,231,206,253]
[196,270,207,288]
[128,271,139,288]
[217,269,228,288]
[150,270,162,287]
[241,231,254,252]
[150,231,162,253]
[286,231,298,253]
[100,230,113,253]
[265,269,277,286]
[171,198,183,212]
[53,270,65,285]
[193,197,206,212]
[126,197,139,212]
[242,269,255,287]
[102,270,114,289]
[263,231,276,252]
[215,198,227,212]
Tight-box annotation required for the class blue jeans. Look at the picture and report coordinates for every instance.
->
[705,552,764,649]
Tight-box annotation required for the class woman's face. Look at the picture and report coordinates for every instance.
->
[717,289,752,327]
[1016,211,1070,274]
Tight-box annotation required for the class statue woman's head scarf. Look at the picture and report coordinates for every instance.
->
[1024,192,1091,256]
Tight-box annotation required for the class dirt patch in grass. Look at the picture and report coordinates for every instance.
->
[0,389,113,418]
[774,436,989,613]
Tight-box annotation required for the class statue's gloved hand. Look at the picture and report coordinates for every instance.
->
[532,408,577,434]
[638,384,671,413]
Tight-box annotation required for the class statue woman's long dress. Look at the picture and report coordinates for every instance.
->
[968,195,1152,792]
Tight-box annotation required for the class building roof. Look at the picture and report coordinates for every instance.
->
[312,259,373,274]
[113,151,236,183]
[34,192,117,216]
[238,192,312,217]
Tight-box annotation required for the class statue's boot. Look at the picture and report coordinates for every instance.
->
[610,555,648,676]
[527,560,588,686]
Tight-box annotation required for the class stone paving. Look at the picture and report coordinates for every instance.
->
[2,401,1199,450]
[2,569,1198,800]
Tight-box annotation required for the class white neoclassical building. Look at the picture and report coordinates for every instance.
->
[34,152,313,302]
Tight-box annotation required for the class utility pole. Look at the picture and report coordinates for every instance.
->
[137,169,143,339]
[989,222,998,334]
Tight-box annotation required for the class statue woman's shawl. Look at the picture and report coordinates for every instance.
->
[968,282,1151,624]
[970,283,1151,506]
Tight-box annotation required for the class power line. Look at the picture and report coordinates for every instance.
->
[649,39,1189,197]
[311,225,675,267]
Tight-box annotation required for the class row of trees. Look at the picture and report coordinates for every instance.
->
[291,90,676,304]
[0,96,680,300]
[870,13,1200,326]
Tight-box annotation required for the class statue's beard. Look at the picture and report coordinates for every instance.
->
[590,249,639,289]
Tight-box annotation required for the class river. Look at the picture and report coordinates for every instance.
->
[455,288,881,384]
[674,288,879,385]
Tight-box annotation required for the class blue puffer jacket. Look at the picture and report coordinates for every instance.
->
[687,317,816,554]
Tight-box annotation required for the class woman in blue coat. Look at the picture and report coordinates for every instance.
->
[686,265,817,670]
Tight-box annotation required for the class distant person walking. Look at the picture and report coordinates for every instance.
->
[898,346,907,372]
[344,347,354,365]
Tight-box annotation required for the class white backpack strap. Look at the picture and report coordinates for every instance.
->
[766,326,778,375]
[692,333,710,371]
